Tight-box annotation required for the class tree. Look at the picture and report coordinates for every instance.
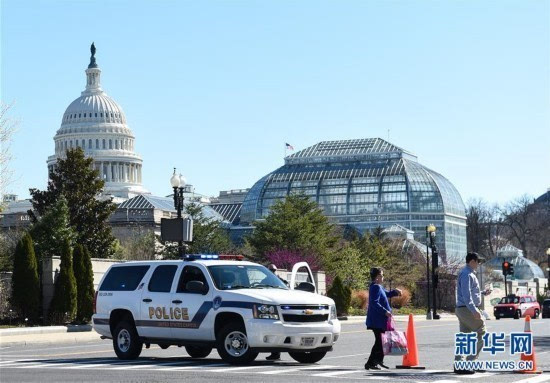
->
[29,148,116,258]
[29,197,75,267]
[49,240,77,323]
[73,245,94,323]
[323,245,368,291]
[247,194,338,260]
[0,101,18,204]
[118,230,157,261]
[0,229,25,272]
[327,276,351,316]
[11,233,40,322]
[265,249,322,272]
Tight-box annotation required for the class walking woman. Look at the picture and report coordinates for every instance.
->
[365,267,401,370]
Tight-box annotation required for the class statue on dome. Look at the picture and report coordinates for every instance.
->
[88,42,98,68]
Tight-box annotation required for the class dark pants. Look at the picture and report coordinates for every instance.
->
[366,329,384,366]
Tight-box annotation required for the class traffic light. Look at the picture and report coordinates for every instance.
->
[502,261,515,276]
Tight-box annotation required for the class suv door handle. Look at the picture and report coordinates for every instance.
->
[142,298,152,303]
[172,300,182,304]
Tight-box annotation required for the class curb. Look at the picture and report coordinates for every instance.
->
[0,324,93,337]
[0,331,100,348]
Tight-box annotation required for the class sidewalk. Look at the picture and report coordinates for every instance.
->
[341,313,458,323]
[0,325,100,347]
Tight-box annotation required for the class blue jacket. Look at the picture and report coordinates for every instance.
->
[366,283,399,330]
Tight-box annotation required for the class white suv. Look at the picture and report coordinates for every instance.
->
[92,255,340,365]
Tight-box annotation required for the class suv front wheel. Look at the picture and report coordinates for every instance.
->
[216,322,258,364]
[113,321,143,360]
[289,351,327,364]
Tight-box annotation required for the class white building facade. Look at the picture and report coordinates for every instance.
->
[47,44,148,201]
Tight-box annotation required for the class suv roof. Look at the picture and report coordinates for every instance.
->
[113,259,260,267]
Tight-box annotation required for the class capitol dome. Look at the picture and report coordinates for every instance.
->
[47,43,148,201]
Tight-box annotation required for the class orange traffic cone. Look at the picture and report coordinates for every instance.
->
[396,314,425,369]
[515,315,542,374]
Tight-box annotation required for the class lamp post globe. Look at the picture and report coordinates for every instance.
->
[170,168,180,188]
[179,173,186,188]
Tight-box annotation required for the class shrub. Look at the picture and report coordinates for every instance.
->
[11,233,40,322]
[49,240,77,323]
[327,276,351,316]
[265,249,321,271]
[390,287,411,309]
[73,245,94,323]
[351,290,369,310]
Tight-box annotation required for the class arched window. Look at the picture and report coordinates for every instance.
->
[96,139,99,149]
[89,139,92,148]
[102,139,106,149]
[115,140,118,149]
[100,112,103,117]
[109,139,112,149]
[95,113,97,117]
[79,114,81,118]
[82,140,85,149]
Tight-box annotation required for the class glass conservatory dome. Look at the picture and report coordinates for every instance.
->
[485,245,545,280]
[240,138,467,264]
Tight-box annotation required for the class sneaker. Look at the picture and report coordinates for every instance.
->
[266,353,281,361]
[378,363,390,369]
[365,363,381,370]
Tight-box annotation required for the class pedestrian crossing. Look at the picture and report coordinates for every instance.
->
[0,358,546,382]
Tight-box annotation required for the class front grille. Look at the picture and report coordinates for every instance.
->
[283,314,328,323]
[280,305,329,310]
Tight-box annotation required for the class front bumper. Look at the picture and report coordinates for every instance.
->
[245,318,341,350]
[494,308,516,318]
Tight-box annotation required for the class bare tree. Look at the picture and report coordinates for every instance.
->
[0,101,18,205]
[466,199,507,258]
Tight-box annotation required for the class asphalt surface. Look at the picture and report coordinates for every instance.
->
[1,318,549,383]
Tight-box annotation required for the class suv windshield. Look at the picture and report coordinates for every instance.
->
[208,265,288,290]
[499,296,519,304]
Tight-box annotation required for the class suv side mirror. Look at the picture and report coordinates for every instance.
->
[186,281,207,295]
[296,282,315,293]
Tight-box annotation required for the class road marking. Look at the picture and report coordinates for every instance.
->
[152,362,227,371]
[512,375,550,383]
[0,362,44,368]
[203,365,269,372]
[312,369,362,377]
[324,353,367,359]
[460,373,496,378]
[259,365,336,374]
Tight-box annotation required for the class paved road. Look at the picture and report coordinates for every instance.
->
[1,318,549,383]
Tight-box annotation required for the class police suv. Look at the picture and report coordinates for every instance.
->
[92,255,340,365]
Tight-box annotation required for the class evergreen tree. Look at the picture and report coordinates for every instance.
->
[29,197,75,266]
[73,245,94,322]
[50,240,77,323]
[247,193,338,260]
[327,276,351,316]
[29,148,116,258]
[11,233,40,322]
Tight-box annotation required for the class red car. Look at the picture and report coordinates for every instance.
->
[494,295,541,319]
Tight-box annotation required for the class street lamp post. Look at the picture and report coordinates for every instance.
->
[426,225,435,319]
[170,168,187,258]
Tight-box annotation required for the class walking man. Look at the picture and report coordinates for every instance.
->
[454,252,487,375]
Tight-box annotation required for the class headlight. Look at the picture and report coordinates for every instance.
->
[253,304,279,320]
[330,305,337,320]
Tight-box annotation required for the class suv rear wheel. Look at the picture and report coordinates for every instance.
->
[534,309,539,319]
[113,321,143,360]
[289,351,327,364]
[514,310,521,319]
[216,322,258,364]
[185,345,212,358]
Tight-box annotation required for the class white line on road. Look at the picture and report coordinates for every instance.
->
[259,365,336,375]
[460,373,496,379]
[512,375,550,383]
[324,353,368,359]
[312,369,363,377]
[0,362,45,368]
[203,365,269,372]
[151,363,227,371]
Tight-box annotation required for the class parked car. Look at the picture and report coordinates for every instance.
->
[493,295,540,319]
[542,299,550,319]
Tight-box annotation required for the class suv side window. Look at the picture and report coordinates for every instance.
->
[177,266,209,294]
[100,265,150,291]
[148,265,178,293]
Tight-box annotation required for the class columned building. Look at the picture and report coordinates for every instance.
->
[47,43,148,201]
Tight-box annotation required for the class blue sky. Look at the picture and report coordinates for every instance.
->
[2,0,549,204]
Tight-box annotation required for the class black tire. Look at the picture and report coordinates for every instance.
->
[113,321,143,360]
[514,310,521,319]
[185,345,212,358]
[495,316,500,320]
[216,321,258,365]
[289,351,327,364]
[159,343,170,350]
[534,310,539,319]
